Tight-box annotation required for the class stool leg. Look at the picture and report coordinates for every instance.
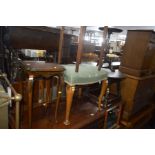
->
[64,85,75,125]
[98,80,108,111]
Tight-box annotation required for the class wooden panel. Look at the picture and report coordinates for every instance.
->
[121,104,155,128]
[4,26,72,51]
[121,75,155,120]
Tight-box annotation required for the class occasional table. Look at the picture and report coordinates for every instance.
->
[21,61,65,128]
[108,69,126,98]
[103,70,126,128]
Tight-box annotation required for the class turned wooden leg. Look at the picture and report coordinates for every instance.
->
[104,108,109,129]
[116,103,123,127]
[78,87,82,99]
[38,79,45,104]
[27,75,34,128]
[55,75,64,122]
[45,79,51,107]
[98,80,108,111]
[64,85,75,125]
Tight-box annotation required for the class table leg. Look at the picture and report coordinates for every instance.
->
[15,101,20,129]
[98,80,108,111]
[45,79,51,107]
[27,75,34,128]
[116,103,123,127]
[78,87,82,99]
[55,75,64,122]
[64,85,75,125]
[116,80,121,97]
[38,80,45,104]
[104,108,109,129]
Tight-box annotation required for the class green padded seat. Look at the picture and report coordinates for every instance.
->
[0,85,9,105]
[62,64,108,86]
[0,84,9,129]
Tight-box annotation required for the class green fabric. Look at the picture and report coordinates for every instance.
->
[0,85,9,106]
[62,64,108,86]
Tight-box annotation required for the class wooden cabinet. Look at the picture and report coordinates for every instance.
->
[120,30,155,123]
[120,30,155,77]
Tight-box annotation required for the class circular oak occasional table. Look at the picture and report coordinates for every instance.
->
[103,70,126,128]
[108,69,126,98]
[99,27,123,37]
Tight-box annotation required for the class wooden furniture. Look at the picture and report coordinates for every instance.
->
[58,26,64,64]
[103,70,125,128]
[19,97,106,129]
[104,102,123,129]
[120,30,155,124]
[121,74,155,120]
[99,27,123,37]
[98,27,122,71]
[120,30,155,77]
[3,26,72,51]
[121,103,155,128]
[21,61,65,128]
[98,26,109,71]
[61,27,108,125]
[108,70,126,99]
[63,64,108,125]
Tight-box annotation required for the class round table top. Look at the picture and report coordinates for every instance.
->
[22,61,65,72]
[108,70,126,79]
[99,27,123,35]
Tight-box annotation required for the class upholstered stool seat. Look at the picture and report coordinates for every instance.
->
[63,64,108,86]
[62,64,108,125]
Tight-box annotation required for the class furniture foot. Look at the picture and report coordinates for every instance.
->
[64,85,75,125]
[64,120,70,125]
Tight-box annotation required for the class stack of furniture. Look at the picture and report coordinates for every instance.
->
[120,30,155,128]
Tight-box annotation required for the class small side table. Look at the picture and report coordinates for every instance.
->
[108,69,126,99]
[103,70,126,128]
[21,61,65,128]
